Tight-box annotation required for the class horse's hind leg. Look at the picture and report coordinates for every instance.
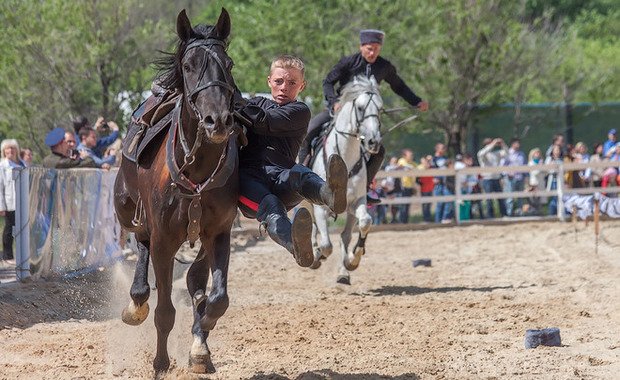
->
[121,238,151,326]
[200,233,230,331]
[186,246,215,373]
[337,212,356,284]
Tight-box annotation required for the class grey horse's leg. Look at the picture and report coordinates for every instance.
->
[337,212,356,284]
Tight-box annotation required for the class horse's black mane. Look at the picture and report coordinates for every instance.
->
[153,24,224,91]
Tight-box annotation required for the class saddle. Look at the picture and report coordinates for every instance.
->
[306,121,333,169]
[122,90,181,164]
[307,121,365,179]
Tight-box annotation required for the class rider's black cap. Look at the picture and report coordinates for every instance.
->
[360,29,385,45]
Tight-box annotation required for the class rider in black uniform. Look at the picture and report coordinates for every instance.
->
[298,29,429,203]
[235,55,347,268]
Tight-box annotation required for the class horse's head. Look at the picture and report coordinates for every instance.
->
[338,76,383,154]
[176,9,235,144]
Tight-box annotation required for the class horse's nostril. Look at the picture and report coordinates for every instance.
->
[204,115,215,125]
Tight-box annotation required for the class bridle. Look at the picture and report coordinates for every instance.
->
[329,90,382,178]
[167,37,238,196]
[334,90,382,150]
[182,38,235,121]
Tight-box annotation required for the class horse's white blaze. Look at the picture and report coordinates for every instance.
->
[311,75,382,283]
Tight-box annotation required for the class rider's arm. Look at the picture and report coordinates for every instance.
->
[322,56,351,109]
[239,100,311,138]
[383,63,423,108]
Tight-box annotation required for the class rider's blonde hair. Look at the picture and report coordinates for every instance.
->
[270,55,305,77]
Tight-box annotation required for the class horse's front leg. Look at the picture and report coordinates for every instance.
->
[186,246,215,374]
[337,212,357,284]
[121,237,151,325]
[151,236,178,375]
[311,205,333,268]
[343,200,372,272]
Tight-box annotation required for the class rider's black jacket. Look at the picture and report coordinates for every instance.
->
[323,52,422,109]
[237,96,311,168]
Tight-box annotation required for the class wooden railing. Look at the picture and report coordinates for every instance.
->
[374,160,619,224]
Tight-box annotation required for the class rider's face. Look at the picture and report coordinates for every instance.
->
[267,67,306,105]
[360,43,382,64]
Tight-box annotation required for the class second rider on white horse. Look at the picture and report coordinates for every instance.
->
[298,29,429,203]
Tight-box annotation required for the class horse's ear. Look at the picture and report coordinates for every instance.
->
[176,9,193,42]
[370,75,378,87]
[214,8,231,40]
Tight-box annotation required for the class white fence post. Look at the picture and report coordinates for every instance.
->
[14,167,30,281]
[455,168,462,225]
[557,163,565,222]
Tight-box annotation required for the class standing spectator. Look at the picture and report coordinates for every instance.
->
[477,137,508,218]
[602,129,617,158]
[72,115,120,159]
[382,156,402,223]
[416,155,435,223]
[42,128,97,169]
[64,131,80,160]
[527,148,545,214]
[397,149,415,223]
[19,147,33,167]
[545,133,566,159]
[545,145,564,215]
[77,127,115,169]
[601,143,620,189]
[0,139,27,260]
[502,138,527,216]
[441,159,456,223]
[462,153,484,220]
[572,142,590,187]
[589,143,604,187]
[368,179,387,225]
[431,142,450,223]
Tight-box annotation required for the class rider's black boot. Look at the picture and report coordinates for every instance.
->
[300,154,348,214]
[257,195,313,267]
[365,145,386,205]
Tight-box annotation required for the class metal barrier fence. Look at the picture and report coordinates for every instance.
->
[12,167,122,281]
[375,160,620,224]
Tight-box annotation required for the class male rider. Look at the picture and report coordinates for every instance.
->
[298,29,429,203]
[235,55,347,268]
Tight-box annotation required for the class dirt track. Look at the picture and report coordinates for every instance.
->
[1,220,620,379]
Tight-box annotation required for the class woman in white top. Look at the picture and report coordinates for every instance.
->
[0,139,26,260]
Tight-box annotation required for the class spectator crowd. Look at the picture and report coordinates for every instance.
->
[369,128,620,224]
[0,116,121,262]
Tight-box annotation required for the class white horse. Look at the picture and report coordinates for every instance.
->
[310,75,383,284]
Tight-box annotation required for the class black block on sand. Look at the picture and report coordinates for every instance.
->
[524,328,561,349]
[412,259,432,267]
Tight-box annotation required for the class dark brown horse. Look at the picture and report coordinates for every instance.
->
[114,9,239,375]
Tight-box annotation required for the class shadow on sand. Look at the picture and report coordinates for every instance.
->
[247,369,418,379]
[366,284,534,297]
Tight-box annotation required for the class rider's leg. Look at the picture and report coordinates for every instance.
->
[281,157,348,214]
[256,194,314,267]
[365,145,386,204]
[298,109,332,165]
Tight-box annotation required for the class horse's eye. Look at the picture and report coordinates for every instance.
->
[183,63,192,72]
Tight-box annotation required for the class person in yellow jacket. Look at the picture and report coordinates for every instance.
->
[396,148,416,223]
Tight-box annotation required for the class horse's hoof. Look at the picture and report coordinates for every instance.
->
[344,251,363,271]
[189,354,216,374]
[336,275,351,285]
[121,301,149,326]
[309,259,322,270]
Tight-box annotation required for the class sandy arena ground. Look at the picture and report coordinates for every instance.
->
[1,220,619,379]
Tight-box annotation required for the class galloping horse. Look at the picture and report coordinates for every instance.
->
[310,75,383,284]
[114,9,239,375]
